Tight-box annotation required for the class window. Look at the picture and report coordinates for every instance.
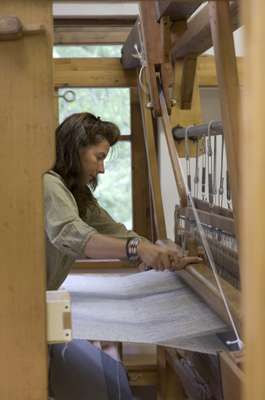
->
[53,45,122,58]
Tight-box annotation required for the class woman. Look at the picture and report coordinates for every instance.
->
[45,112,200,399]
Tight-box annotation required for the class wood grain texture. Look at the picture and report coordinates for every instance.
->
[131,88,152,240]
[219,351,243,400]
[171,1,240,60]
[0,0,54,398]
[139,1,163,116]
[240,1,265,399]
[180,55,198,109]
[209,1,240,233]
[54,58,136,87]
[138,78,167,239]
[156,0,203,22]
[53,56,243,88]
[160,92,188,207]
[54,26,131,44]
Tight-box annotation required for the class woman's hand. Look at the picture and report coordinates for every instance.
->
[137,240,202,272]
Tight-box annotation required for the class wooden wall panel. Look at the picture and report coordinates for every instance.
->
[0,1,54,398]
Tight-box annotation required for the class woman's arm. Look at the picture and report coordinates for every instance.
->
[85,233,202,270]
[85,234,127,259]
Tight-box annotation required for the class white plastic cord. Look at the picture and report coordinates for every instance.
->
[133,43,149,95]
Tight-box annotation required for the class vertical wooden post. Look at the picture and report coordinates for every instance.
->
[0,1,54,399]
[138,82,167,240]
[240,1,265,399]
[139,0,163,116]
[209,1,240,225]
[131,88,152,240]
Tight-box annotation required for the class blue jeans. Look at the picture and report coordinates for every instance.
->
[49,340,133,400]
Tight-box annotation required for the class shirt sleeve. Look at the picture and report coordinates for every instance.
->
[86,199,148,241]
[43,174,97,258]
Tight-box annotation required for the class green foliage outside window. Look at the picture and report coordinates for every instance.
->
[53,45,122,58]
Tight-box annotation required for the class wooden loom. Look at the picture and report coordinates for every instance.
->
[121,1,243,399]
[0,1,264,400]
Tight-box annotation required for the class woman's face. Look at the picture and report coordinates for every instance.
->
[79,139,110,184]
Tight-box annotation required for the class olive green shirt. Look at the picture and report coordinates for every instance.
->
[44,171,142,290]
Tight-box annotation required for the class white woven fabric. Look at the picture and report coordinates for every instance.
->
[61,270,227,354]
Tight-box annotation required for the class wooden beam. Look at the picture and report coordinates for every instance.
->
[160,92,188,207]
[209,1,240,229]
[219,352,243,400]
[180,54,198,109]
[73,259,134,271]
[54,16,136,45]
[54,16,137,27]
[180,206,235,235]
[53,56,243,89]
[139,1,164,116]
[170,59,203,158]
[0,0,54,398]
[197,55,243,87]
[138,79,167,239]
[240,1,265,400]
[131,88,152,240]
[53,58,136,87]
[121,17,141,69]
[156,0,203,22]
[54,26,131,44]
[171,1,240,60]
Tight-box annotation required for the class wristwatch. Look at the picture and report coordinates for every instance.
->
[126,237,141,262]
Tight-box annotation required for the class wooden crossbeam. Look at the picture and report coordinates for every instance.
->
[54,56,243,88]
[171,1,240,60]
[54,16,136,45]
[156,0,203,22]
[180,207,235,235]
[54,26,132,45]
[54,16,137,27]
[53,58,136,87]
[121,17,140,69]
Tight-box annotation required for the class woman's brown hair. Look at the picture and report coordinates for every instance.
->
[52,112,120,218]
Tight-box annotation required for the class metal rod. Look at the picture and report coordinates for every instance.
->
[173,121,223,140]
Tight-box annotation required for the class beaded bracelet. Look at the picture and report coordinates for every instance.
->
[126,237,141,262]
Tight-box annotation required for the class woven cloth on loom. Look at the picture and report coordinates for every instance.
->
[61,270,228,354]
